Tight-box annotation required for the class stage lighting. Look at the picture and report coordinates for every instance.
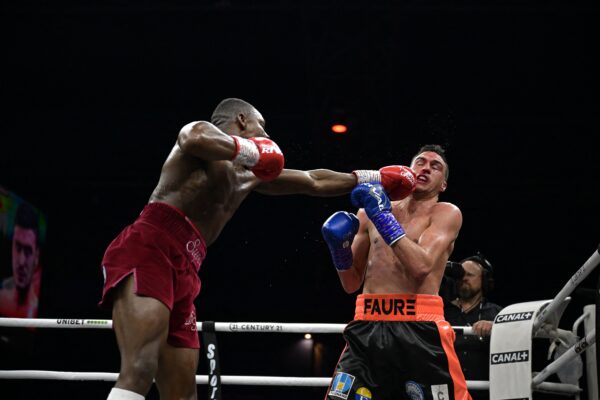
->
[331,124,348,134]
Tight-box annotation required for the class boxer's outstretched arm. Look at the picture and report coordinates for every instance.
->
[254,169,358,196]
[177,121,237,161]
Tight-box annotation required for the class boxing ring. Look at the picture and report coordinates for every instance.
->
[1,245,598,400]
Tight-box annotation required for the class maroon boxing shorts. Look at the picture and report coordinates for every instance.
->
[99,202,206,348]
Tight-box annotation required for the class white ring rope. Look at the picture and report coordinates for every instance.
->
[0,370,581,394]
[0,321,590,395]
[0,316,587,394]
[2,245,597,396]
[0,318,476,336]
[0,370,490,389]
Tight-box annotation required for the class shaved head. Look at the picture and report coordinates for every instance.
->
[210,98,258,128]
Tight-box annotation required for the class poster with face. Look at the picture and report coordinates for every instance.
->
[0,187,46,319]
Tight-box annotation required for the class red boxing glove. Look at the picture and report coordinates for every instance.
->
[353,165,416,200]
[232,136,285,181]
[248,137,285,181]
[380,165,416,200]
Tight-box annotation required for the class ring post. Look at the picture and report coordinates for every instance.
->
[583,305,597,400]
[531,329,595,387]
[533,248,600,333]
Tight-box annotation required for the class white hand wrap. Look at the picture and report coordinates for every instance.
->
[107,388,145,399]
[231,136,260,167]
[352,170,381,184]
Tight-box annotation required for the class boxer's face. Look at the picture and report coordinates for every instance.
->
[411,151,447,194]
[241,109,269,139]
[12,225,39,289]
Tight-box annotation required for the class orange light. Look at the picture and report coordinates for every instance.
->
[331,124,348,134]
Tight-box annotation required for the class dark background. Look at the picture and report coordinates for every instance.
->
[1,0,599,399]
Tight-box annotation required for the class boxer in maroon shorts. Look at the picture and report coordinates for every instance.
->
[100,202,205,348]
[100,98,416,400]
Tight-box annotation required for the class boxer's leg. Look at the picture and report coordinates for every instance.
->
[154,263,201,400]
[111,275,170,396]
[155,344,199,400]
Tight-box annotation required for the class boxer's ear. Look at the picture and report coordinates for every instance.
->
[236,113,247,131]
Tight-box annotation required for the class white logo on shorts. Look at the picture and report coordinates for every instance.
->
[184,310,197,331]
[431,384,449,400]
[405,381,425,400]
[186,239,204,267]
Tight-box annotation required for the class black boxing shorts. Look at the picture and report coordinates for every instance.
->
[326,294,471,400]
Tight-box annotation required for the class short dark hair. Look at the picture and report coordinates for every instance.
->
[413,144,449,180]
[14,201,39,244]
[210,98,257,127]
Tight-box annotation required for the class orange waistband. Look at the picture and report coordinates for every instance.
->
[354,294,444,322]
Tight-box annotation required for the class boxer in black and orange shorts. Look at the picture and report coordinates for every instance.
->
[322,145,471,400]
[327,294,468,400]
[100,202,206,348]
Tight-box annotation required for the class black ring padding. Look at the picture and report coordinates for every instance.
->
[203,321,216,333]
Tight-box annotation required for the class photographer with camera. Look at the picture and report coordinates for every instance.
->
[443,253,502,398]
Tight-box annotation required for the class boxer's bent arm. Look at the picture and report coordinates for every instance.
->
[337,210,371,293]
[254,169,357,196]
[391,203,462,280]
[177,121,237,161]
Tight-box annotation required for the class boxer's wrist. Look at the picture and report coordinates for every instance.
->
[352,170,381,184]
[370,211,405,246]
[231,136,259,167]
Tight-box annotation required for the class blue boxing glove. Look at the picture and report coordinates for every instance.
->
[351,183,405,246]
[321,211,360,270]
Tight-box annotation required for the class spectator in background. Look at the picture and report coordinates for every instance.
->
[0,201,42,319]
[444,253,502,400]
